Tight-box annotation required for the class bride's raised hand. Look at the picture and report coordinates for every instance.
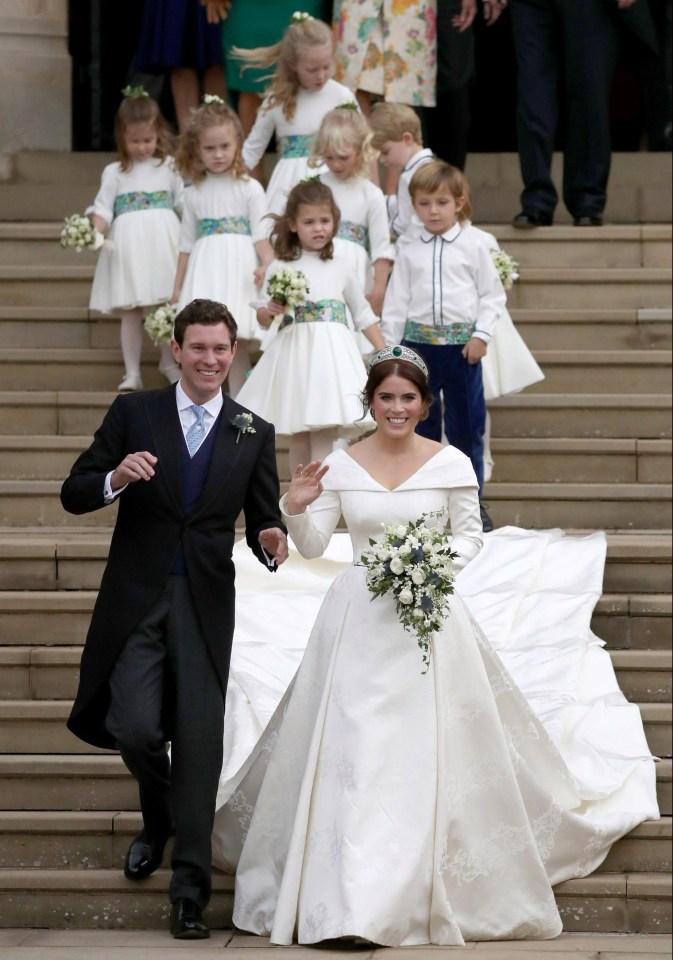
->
[285,460,329,515]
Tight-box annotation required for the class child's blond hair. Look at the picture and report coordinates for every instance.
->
[368,102,423,150]
[174,100,246,183]
[409,160,473,223]
[233,17,334,122]
[114,94,173,173]
[308,106,377,178]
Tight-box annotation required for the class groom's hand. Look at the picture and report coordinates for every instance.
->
[259,527,289,566]
[111,452,157,491]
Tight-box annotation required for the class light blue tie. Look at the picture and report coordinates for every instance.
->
[185,404,207,457]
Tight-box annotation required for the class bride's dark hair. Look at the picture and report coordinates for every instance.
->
[360,359,433,421]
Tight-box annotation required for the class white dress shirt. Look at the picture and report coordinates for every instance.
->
[386,147,434,242]
[380,223,507,347]
[103,382,224,503]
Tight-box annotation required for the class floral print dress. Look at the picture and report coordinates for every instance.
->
[333,0,437,106]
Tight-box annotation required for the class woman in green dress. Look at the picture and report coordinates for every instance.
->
[203,1,331,177]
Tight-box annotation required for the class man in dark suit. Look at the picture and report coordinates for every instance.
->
[61,299,288,940]
[507,0,654,227]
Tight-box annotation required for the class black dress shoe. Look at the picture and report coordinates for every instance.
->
[480,502,494,533]
[573,214,603,227]
[512,211,553,228]
[124,830,169,881]
[170,898,210,940]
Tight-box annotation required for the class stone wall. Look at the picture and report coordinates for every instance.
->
[0,0,71,166]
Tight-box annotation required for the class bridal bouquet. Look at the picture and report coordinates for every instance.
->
[491,248,520,290]
[59,214,104,252]
[360,512,458,673]
[266,267,310,308]
[143,303,176,345]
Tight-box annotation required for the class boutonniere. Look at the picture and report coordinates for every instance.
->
[230,412,256,444]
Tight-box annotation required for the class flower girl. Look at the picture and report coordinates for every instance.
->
[88,88,184,392]
[309,106,395,320]
[237,13,357,223]
[236,179,385,470]
[173,97,273,396]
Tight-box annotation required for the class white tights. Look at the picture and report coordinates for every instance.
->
[288,429,335,474]
[119,307,179,384]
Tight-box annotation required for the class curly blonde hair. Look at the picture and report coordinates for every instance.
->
[270,179,340,262]
[174,101,247,182]
[308,106,377,178]
[115,95,173,172]
[232,18,334,121]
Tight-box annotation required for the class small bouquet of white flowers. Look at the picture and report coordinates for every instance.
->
[360,512,458,673]
[59,214,104,252]
[266,267,310,309]
[143,303,176,345]
[491,248,520,291]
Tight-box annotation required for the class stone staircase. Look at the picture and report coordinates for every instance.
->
[0,153,671,933]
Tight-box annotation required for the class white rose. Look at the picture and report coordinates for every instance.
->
[399,588,413,605]
[411,569,425,585]
[413,608,424,619]
[377,548,390,562]
[394,525,407,539]
[390,557,405,575]
[399,544,412,557]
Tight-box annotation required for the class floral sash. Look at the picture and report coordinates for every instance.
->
[336,220,371,255]
[279,299,348,331]
[197,216,252,238]
[404,319,476,346]
[113,190,173,217]
[278,134,314,159]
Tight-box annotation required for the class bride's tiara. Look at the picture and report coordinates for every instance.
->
[368,345,429,379]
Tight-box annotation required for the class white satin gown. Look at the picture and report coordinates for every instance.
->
[212,446,658,946]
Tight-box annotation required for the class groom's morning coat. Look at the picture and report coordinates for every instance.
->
[61,385,283,750]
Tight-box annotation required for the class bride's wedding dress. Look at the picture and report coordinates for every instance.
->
[212,446,658,947]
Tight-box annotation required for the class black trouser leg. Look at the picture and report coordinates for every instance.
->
[426,0,474,170]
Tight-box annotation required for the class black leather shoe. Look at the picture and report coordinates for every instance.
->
[512,211,553,228]
[480,502,494,533]
[573,214,603,227]
[123,830,169,881]
[170,898,210,940]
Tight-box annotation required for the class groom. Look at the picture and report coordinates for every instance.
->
[61,299,288,940]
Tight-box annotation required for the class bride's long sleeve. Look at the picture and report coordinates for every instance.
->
[446,485,483,572]
[280,490,343,560]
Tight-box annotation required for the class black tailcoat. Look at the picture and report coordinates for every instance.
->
[61,385,283,750]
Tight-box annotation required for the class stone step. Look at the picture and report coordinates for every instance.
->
[1,640,669,702]
[0,349,169,393]
[0,263,670,311]
[1,305,670,354]
[482,482,672,531]
[0,436,669,484]
[510,308,672,351]
[489,394,672,440]
[487,225,673,269]
[0,807,669,874]
[5,699,670,758]
[0,390,668,441]
[1,346,670,395]
[1,221,670,268]
[0,527,669,594]
[0,476,670,530]
[504,268,671,311]
[2,865,668,933]
[528,350,671,395]
[491,439,671,484]
[595,595,673,652]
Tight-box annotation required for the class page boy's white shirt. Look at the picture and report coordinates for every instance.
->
[386,147,435,243]
[380,223,506,346]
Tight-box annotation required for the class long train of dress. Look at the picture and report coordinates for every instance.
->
[212,456,658,945]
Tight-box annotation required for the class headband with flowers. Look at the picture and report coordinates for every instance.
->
[121,84,149,99]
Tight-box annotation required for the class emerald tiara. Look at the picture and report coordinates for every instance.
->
[369,345,429,379]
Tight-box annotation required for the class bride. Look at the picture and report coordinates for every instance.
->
[212,345,658,946]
